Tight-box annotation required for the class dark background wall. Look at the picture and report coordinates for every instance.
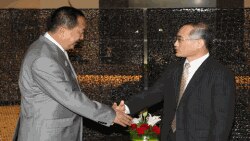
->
[217,0,244,8]
[0,8,249,140]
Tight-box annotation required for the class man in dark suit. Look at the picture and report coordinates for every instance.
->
[115,22,235,141]
[13,6,132,141]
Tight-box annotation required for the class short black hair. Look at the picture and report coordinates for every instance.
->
[47,6,85,32]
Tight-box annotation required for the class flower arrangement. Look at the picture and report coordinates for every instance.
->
[129,110,161,141]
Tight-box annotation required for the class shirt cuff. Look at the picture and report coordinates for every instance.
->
[125,104,130,114]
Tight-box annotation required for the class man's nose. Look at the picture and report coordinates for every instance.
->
[174,40,178,47]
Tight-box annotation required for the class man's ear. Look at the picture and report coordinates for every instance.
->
[197,39,205,49]
[58,26,65,38]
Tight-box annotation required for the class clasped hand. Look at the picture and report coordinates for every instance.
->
[112,100,132,127]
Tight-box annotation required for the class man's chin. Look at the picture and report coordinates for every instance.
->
[175,53,181,57]
[175,53,185,58]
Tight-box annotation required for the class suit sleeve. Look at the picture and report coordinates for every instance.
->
[31,57,115,126]
[126,68,172,115]
[211,69,235,141]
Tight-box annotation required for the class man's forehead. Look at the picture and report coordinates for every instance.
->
[77,17,87,28]
[78,16,86,23]
[178,25,194,35]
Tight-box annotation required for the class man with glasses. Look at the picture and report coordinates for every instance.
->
[115,22,235,141]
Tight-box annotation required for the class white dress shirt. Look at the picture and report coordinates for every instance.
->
[183,53,209,89]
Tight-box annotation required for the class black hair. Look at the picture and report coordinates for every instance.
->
[47,6,85,32]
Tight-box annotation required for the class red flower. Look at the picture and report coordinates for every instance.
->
[135,124,150,135]
[136,126,148,135]
[152,125,160,135]
[130,124,137,130]
[129,112,161,139]
[140,123,150,129]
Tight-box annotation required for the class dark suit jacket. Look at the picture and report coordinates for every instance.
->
[126,56,235,141]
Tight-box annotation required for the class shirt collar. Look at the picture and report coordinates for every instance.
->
[44,32,66,53]
[185,53,209,71]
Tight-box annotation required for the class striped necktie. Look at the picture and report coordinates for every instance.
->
[171,62,191,132]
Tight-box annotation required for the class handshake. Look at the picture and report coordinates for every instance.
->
[112,100,132,127]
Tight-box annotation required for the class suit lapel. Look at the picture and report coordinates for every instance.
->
[180,57,211,104]
[40,36,81,90]
[64,57,81,90]
[57,49,81,90]
[174,61,185,105]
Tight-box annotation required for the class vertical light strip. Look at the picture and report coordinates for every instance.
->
[143,8,148,90]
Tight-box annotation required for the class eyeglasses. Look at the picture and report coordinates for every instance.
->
[174,36,200,43]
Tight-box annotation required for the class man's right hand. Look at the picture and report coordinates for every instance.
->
[113,101,132,127]
[113,110,132,127]
[112,100,126,112]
